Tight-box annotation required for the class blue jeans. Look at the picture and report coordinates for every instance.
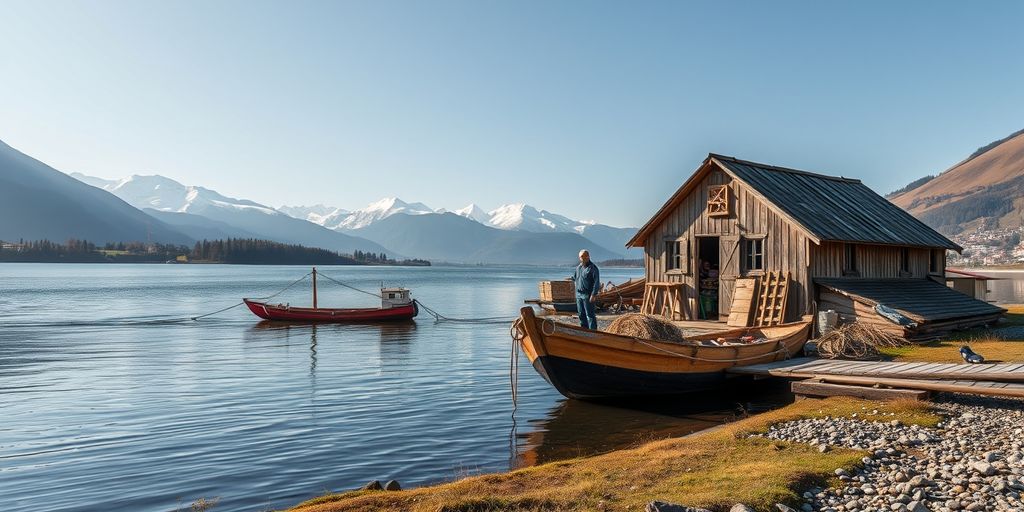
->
[577,297,597,330]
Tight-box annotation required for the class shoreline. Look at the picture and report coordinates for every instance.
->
[286,397,941,512]
[288,393,1024,512]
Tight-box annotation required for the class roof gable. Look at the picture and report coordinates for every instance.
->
[627,154,961,251]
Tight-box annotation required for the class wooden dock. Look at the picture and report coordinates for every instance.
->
[727,357,1024,399]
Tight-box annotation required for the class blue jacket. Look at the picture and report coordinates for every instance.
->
[571,261,600,299]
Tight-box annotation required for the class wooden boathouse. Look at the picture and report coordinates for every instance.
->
[627,154,1005,338]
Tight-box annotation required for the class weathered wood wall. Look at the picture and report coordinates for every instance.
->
[643,166,811,320]
[809,243,939,279]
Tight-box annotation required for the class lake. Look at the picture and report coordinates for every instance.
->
[976,270,1024,305]
[0,264,794,512]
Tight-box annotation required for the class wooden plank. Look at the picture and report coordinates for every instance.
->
[812,374,1024,398]
[792,380,930,401]
[727,277,759,327]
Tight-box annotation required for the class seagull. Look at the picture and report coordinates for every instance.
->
[960,346,985,364]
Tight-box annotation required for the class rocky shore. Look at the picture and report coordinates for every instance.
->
[758,394,1024,512]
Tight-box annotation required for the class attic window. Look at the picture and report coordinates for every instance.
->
[707,185,729,217]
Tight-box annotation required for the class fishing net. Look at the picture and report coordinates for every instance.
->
[605,313,686,342]
[816,322,910,360]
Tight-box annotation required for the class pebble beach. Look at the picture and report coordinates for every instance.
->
[759,395,1024,512]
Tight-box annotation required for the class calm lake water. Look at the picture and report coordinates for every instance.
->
[0,264,796,512]
[978,270,1024,305]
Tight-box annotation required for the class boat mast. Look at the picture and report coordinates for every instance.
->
[312,267,318,309]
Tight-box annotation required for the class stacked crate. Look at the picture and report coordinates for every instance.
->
[539,280,575,302]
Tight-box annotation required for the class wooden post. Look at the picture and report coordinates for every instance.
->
[312,267,318,309]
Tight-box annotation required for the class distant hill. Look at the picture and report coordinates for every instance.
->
[72,172,395,257]
[889,129,1024,235]
[352,212,619,265]
[0,139,191,245]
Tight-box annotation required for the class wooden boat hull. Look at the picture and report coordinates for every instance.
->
[243,299,418,322]
[514,307,810,399]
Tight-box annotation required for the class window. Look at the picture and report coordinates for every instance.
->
[900,247,910,273]
[930,249,943,274]
[843,243,858,275]
[742,237,764,272]
[707,185,729,217]
[665,238,689,273]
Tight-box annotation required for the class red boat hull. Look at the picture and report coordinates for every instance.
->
[243,299,418,322]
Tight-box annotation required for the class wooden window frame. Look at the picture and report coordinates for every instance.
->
[741,235,766,275]
[842,243,859,277]
[899,247,911,277]
[929,249,944,275]
[707,185,729,217]
[664,237,690,275]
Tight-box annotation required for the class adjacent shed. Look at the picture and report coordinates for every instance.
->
[627,154,1004,336]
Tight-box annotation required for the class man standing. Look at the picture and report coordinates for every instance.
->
[571,249,600,329]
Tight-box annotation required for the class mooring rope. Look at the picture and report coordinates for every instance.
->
[315,270,385,299]
[414,299,516,324]
[191,271,312,320]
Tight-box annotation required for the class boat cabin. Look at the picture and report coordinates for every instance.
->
[381,287,413,309]
[627,154,1005,338]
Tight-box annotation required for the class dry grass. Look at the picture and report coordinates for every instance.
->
[879,304,1024,363]
[287,398,938,512]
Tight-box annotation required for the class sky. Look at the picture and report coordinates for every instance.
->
[1,1,1023,228]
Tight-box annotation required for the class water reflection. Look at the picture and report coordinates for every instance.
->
[514,380,794,468]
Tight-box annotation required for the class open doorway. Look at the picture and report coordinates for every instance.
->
[696,236,720,320]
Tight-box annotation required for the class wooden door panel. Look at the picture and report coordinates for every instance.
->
[719,235,740,317]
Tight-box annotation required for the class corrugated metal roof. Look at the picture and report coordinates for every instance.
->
[714,155,961,250]
[816,278,1005,323]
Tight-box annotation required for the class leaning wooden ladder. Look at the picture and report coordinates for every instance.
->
[753,271,790,326]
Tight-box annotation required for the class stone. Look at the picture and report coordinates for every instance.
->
[907,501,929,512]
[971,461,996,476]
[383,479,401,491]
[361,480,383,490]
[729,505,755,512]
[774,505,798,512]
[645,502,711,512]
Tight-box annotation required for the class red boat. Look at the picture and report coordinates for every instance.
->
[244,268,418,323]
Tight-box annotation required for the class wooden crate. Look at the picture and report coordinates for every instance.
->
[539,280,575,302]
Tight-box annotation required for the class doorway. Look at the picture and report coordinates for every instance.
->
[696,237,720,320]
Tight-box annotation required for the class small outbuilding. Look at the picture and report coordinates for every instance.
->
[627,154,1005,338]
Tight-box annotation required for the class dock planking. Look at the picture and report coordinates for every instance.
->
[728,357,1024,384]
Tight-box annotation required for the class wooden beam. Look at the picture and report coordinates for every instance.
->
[792,380,930,401]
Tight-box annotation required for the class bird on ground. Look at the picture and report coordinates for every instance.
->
[960,345,985,364]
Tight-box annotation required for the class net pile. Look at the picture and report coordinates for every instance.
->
[605,313,686,342]
[816,322,910,360]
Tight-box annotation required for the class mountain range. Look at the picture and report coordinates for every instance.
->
[22,143,640,264]
[70,173,393,256]
[889,128,1024,235]
[280,199,639,259]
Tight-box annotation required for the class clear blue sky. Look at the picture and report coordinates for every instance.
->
[1,1,1022,227]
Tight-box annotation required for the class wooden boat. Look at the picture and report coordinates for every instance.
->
[593,277,646,306]
[513,306,811,399]
[244,268,418,323]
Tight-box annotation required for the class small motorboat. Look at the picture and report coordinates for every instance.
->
[512,306,811,399]
[244,268,418,322]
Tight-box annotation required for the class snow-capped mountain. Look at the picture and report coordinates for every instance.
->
[281,197,436,231]
[70,172,394,256]
[70,173,279,216]
[281,198,640,257]
[277,204,350,225]
[485,203,579,232]
[453,203,491,224]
